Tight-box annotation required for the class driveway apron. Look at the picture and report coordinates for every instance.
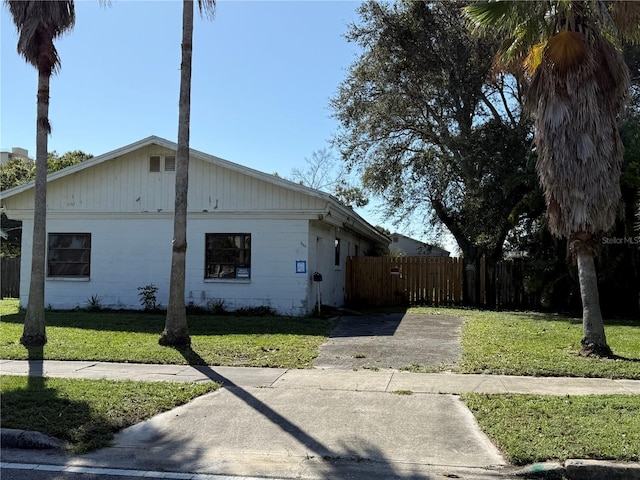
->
[2,313,515,479]
[313,312,463,370]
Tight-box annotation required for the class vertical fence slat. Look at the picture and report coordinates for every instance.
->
[1,257,20,299]
[345,255,539,309]
[344,256,464,307]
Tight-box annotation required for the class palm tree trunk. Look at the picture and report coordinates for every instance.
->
[576,249,612,357]
[20,67,51,348]
[160,0,193,347]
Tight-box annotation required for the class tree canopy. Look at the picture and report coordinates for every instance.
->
[331,0,538,271]
[1,150,93,258]
[0,150,92,190]
[289,148,369,208]
[466,0,638,354]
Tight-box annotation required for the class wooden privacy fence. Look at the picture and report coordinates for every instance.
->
[346,256,463,307]
[346,255,542,309]
[493,259,541,309]
[1,257,20,299]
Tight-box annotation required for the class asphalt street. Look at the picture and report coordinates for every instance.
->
[0,464,282,480]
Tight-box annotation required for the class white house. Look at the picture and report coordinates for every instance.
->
[0,136,389,316]
[389,233,450,257]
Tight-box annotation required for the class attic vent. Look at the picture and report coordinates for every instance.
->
[149,156,161,172]
[149,155,176,173]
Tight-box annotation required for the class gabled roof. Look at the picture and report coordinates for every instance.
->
[391,233,450,256]
[2,135,305,197]
[0,136,389,245]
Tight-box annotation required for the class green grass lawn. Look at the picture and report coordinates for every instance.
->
[0,375,219,453]
[3,299,640,463]
[403,307,640,465]
[0,299,333,368]
[409,307,640,379]
[463,393,640,465]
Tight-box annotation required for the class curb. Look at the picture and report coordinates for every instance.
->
[0,429,66,450]
[514,462,565,479]
[515,459,640,480]
[565,459,640,480]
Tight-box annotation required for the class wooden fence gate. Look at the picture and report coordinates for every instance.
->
[345,256,463,307]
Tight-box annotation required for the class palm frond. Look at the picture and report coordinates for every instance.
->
[5,0,75,71]
[465,1,556,68]
[530,36,628,237]
[464,1,515,33]
[545,30,589,74]
[523,42,546,76]
[196,0,216,20]
[610,1,640,44]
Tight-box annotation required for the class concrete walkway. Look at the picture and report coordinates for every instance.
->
[1,359,639,395]
[2,359,640,479]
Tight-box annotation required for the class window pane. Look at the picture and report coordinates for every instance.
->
[205,233,251,279]
[48,233,91,278]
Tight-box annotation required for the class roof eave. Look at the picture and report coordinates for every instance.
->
[0,136,388,246]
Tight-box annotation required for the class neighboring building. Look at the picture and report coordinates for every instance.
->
[0,136,388,315]
[389,233,449,257]
[0,147,32,165]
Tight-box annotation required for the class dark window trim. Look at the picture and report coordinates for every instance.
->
[205,233,251,280]
[47,232,91,278]
[149,155,161,172]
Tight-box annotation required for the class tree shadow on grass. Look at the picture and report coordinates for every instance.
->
[1,346,115,453]
[172,344,430,479]
[490,311,640,362]
[608,354,640,363]
[505,310,639,327]
[0,310,333,336]
[327,313,403,338]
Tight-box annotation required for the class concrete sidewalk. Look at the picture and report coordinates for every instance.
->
[1,360,639,479]
[2,359,639,395]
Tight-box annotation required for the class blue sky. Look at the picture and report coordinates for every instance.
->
[1,1,360,171]
[1,0,454,248]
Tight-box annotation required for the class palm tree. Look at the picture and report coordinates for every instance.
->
[6,1,76,347]
[160,0,215,346]
[465,1,639,356]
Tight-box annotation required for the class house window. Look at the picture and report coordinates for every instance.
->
[48,233,91,277]
[205,233,251,279]
[149,155,175,172]
[335,238,341,266]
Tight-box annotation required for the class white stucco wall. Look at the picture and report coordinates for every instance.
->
[307,221,374,311]
[19,215,318,316]
[6,138,388,315]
